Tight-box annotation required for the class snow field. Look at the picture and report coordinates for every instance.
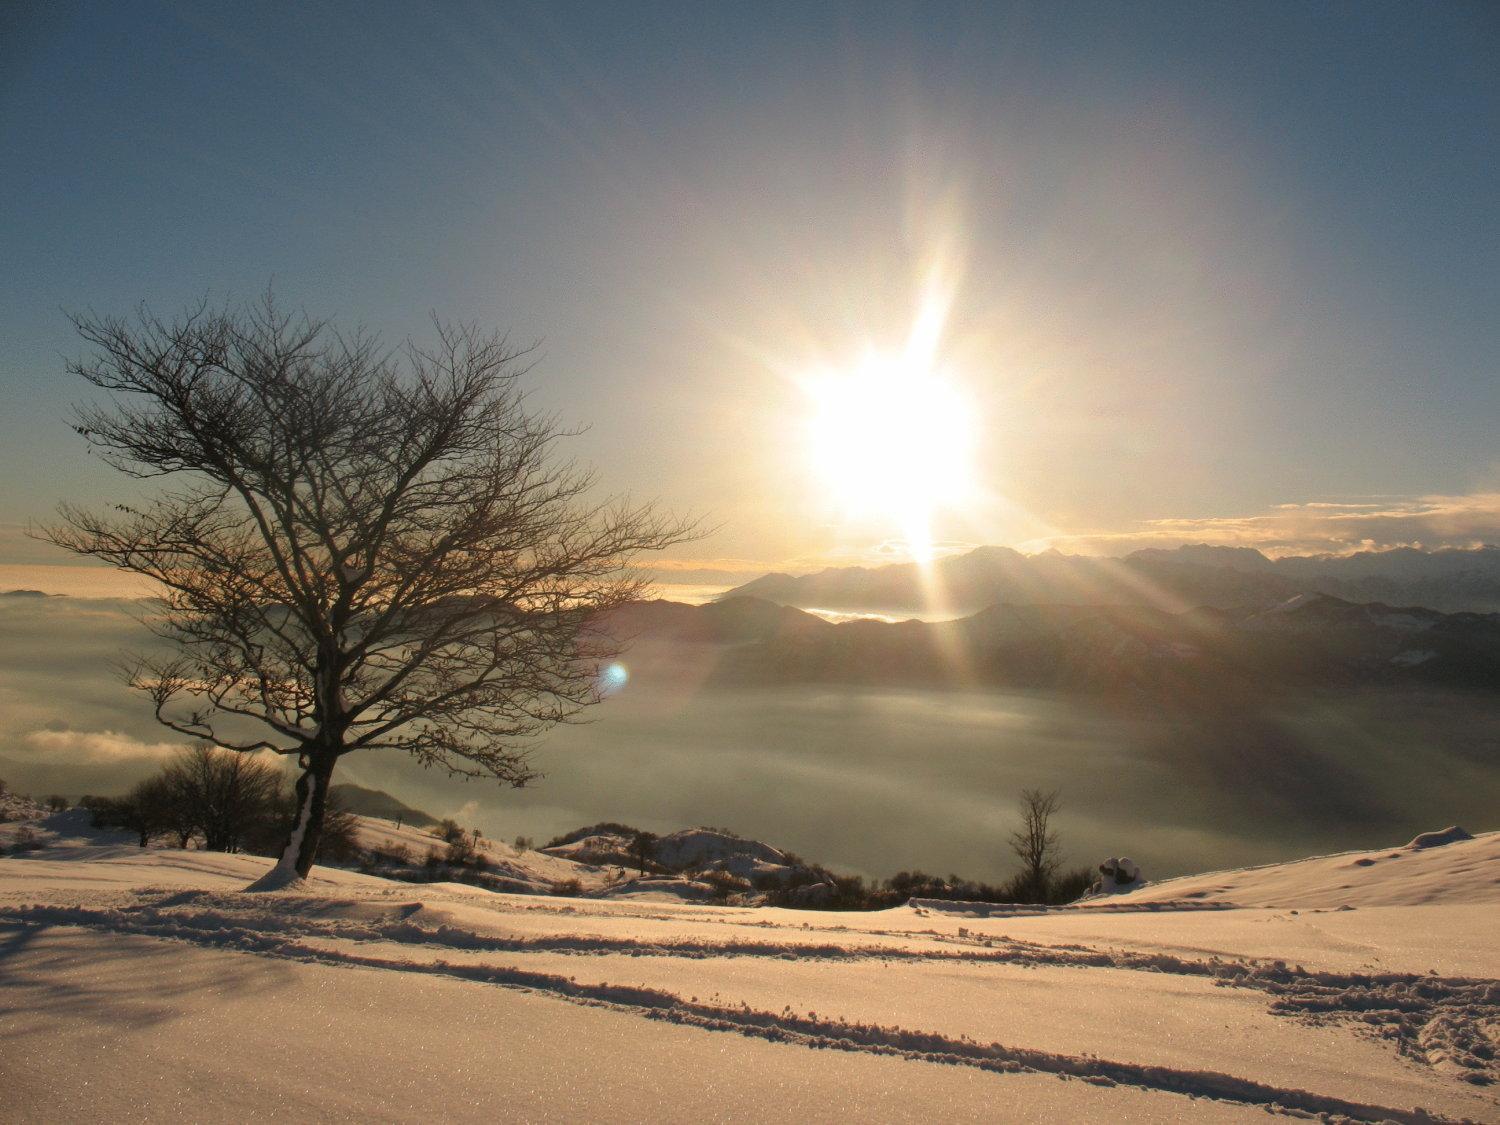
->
[2,819,1496,1121]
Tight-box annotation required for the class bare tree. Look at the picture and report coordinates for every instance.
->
[44,293,697,886]
[630,829,657,876]
[162,743,284,853]
[118,775,185,847]
[1007,788,1062,902]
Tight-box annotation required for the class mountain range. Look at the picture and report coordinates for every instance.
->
[607,591,1500,695]
[721,544,1500,616]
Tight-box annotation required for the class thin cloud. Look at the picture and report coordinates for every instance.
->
[1028,493,1500,557]
[23,729,186,762]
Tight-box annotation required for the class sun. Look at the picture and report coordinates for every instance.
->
[804,351,978,559]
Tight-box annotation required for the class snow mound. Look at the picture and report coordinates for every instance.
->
[1093,856,1142,895]
[540,824,804,892]
[654,827,790,879]
[594,875,726,902]
[242,867,307,893]
[1407,825,1472,849]
[542,833,636,868]
[1117,826,1500,909]
[1,806,134,852]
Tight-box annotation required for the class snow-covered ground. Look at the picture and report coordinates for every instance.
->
[2,814,1496,1122]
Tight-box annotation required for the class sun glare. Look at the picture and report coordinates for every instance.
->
[805,351,978,560]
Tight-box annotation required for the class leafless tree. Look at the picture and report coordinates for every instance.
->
[115,774,186,847]
[1008,787,1062,902]
[630,829,657,876]
[43,293,698,885]
[162,743,284,853]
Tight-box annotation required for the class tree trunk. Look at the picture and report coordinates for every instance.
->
[272,752,337,881]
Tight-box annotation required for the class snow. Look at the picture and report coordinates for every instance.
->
[1409,826,1474,849]
[653,827,790,873]
[245,777,318,892]
[3,817,1497,1121]
[540,824,805,889]
[1106,826,1500,909]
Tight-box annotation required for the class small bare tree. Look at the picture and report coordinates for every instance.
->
[1008,788,1062,902]
[630,829,657,876]
[44,293,697,885]
[116,775,185,848]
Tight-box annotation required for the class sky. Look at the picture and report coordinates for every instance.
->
[3,1,1499,592]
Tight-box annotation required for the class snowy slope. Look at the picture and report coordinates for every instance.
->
[353,816,613,892]
[3,820,1497,1121]
[1114,826,1500,909]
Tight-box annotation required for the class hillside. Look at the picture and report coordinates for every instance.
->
[2,814,1496,1121]
[328,784,440,829]
[722,543,1500,616]
[1118,825,1498,909]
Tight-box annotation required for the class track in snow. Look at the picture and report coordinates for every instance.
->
[5,888,1495,1123]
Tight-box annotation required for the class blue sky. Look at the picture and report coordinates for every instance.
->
[3,1,1498,583]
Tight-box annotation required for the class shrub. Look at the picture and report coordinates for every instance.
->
[46,795,69,812]
[367,842,412,867]
[81,794,120,828]
[699,868,751,902]
[759,863,874,910]
[551,877,583,897]
[513,835,533,851]
[86,776,193,847]
[1049,866,1095,904]
[444,834,478,867]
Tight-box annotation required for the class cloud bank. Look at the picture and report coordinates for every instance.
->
[1024,492,1500,558]
[22,729,183,763]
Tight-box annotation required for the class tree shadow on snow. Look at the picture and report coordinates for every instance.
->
[0,920,298,1036]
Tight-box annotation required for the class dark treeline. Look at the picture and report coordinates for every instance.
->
[84,745,360,863]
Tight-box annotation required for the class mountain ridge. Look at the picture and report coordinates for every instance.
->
[720,543,1500,616]
[608,591,1500,694]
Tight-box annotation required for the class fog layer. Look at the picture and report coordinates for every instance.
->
[4,596,1497,880]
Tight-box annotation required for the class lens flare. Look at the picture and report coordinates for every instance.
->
[598,662,629,695]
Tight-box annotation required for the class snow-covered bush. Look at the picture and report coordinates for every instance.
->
[1094,856,1142,894]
